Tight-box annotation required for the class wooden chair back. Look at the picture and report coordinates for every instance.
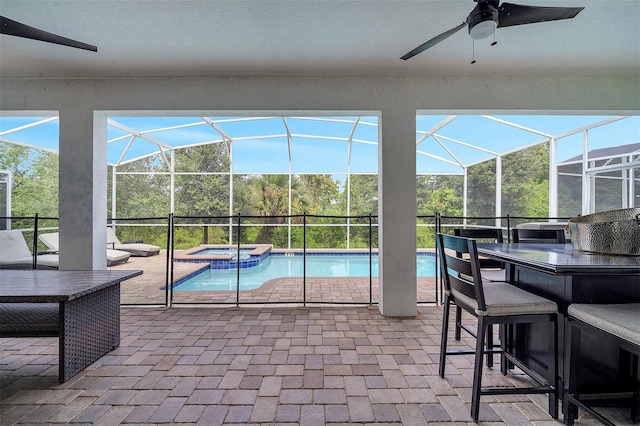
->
[512,228,566,244]
[437,233,487,312]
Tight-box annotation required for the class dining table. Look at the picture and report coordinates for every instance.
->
[0,269,142,382]
[476,243,640,406]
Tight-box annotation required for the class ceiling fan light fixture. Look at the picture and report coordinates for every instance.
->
[469,19,496,40]
[468,2,498,40]
[400,0,584,61]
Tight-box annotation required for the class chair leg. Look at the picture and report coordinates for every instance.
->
[486,324,494,369]
[632,354,639,423]
[564,322,581,424]
[439,295,452,379]
[549,316,558,419]
[471,316,487,421]
[456,305,494,368]
[455,305,462,340]
[500,323,509,376]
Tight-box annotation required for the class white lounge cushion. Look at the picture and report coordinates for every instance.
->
[39,232,130,265]
[107,228,160,256]
[568,303,640,347]
[0,255,59,269]
[106,249,130,265]
[453,282,557,317]
[0,230,59,269]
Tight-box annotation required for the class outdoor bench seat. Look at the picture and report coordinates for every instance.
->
[564,303,640,426]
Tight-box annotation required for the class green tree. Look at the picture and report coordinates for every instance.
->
[297,174,340,214]
[467,159,496,226]
[251,174,307,245]
[109,155,171,246]
[502,143,549,219]
[417,175,464,217]
[174,146,230,217]
[558,163,582,217]
[0,143,59,220]
[297,174,344,248]
[343,175,378,247]
[348,175,378,215]
[112,155,170,219]
[416,175,464,247]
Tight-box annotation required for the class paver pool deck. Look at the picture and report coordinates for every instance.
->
[112,250,440,306]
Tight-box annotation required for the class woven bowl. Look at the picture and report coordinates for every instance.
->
[568,208,640,255]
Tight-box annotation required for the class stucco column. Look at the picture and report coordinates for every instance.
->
[58,110,107,270]
[378,108,417,317]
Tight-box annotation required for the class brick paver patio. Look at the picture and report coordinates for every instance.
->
[0,254,622,424]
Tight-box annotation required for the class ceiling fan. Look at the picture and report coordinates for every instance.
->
[0,15,97,52]
[401,0,583,60]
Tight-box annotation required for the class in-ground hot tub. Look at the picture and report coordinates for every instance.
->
[568,208,640,255]
[173,244,272,269]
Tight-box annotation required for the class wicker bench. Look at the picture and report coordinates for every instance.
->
[564,303,640,425]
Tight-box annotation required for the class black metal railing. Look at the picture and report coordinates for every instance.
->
[2,212,574,307]
[167,212,388,307]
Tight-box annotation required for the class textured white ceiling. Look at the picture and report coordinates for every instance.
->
[1,0,638,79]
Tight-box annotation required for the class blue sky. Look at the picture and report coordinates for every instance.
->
[1,114,638,175]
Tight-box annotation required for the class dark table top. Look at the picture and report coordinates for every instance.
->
[477,243,640,275]
[0,270,143,302]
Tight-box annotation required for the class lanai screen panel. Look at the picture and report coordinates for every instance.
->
[584,117,640,152]
[233,136,290,174]
[140,119,223,149]
[349,141,377,174]
[290,136,347,174]
[416,154,463,175]
[0,116,59,152]
[496,115,612,138]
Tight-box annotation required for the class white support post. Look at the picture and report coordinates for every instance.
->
[621,157,629,208]
[111,166,117,222]
[288,171,292,249]
[463,168,468,227]
[58,110,107,270]
[548,137,558,218]
[631,156,637,208]
[581,130,590,215]
[170,149,175,214]
[495,156,502,228]
[228,140,234,244]
[378,108,416,317]
[346,171,351,249]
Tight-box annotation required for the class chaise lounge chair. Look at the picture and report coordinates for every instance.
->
[38,232,130,266]
[0,230,59,269]
[106,227,161,257]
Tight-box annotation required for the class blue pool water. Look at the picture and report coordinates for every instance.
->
[174,254,436,291]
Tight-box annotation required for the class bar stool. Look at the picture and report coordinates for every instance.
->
[453,228,505,368]
[564,303,640,425]
[437,233,559,421]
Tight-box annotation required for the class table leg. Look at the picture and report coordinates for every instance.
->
[58,284,120,382]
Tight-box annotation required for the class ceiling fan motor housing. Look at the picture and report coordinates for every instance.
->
[468,0,499,39]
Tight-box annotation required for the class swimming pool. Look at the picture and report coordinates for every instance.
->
[173,253,436,291]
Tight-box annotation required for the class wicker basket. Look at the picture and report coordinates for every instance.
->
[568,208,640,255]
